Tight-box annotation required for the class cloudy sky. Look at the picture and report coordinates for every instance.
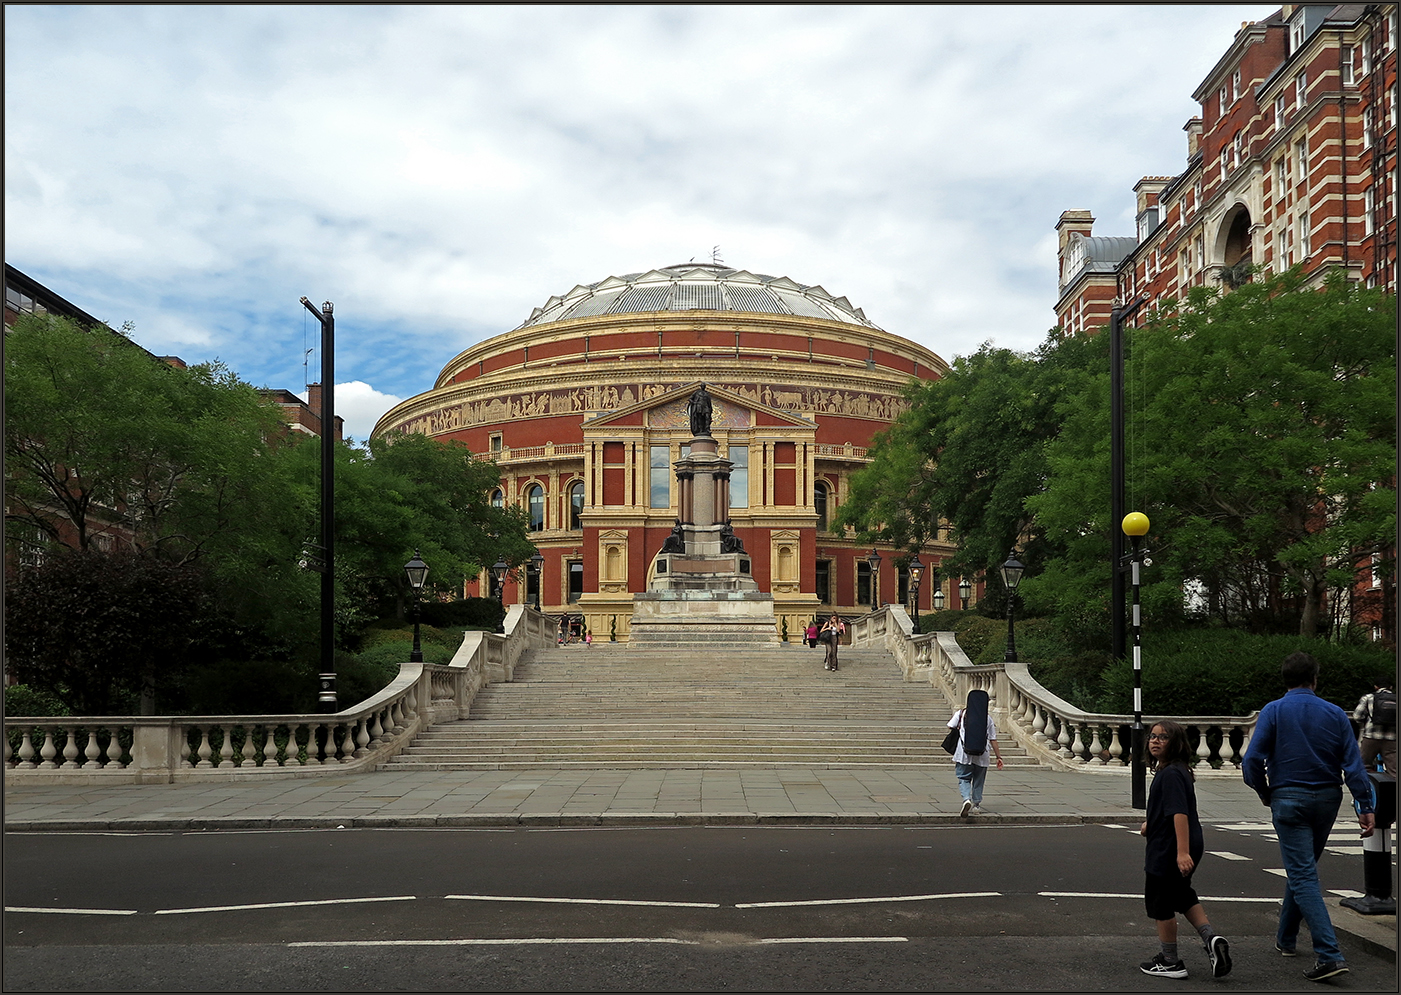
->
[6,4,1276,439]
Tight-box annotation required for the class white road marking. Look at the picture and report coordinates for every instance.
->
[1213,823,1274,831]
[1207,851,1252,861]
[1326,846,1365,856]
[735,892,999,909]
[1039,892,1276,904]
[289,936,908,948]
[1328,889,1366,899]
[1100,824,1127,830]
[1264,868,1289,877]
[447,894,721,909]
[5,906,138,916]
[756,936,908,944]
[291,938,699,947]
[154,895,416,915]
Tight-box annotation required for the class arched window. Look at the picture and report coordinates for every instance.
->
[814,481,829,532]
[568,480,585,531]
[527,484,545,531]
[490,488,503,509]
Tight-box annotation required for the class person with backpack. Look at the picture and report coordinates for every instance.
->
[1353,682,1396,776]
[947,691,1004,816]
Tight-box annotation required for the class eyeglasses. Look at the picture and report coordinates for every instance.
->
[1148,733,1171,741]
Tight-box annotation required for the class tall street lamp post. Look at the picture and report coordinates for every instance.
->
[1000,552,1025,663]
[528,550,544,612]
[403,550,429,664]
[1122,511,1151,809]
[299,295,336,712]
[490,558,510,634]
[908,552,925,630]
[866,547,882,609]
[959,577,972,610]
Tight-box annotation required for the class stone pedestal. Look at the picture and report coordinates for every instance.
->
[631,419,777,647]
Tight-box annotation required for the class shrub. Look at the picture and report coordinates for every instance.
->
[418,597,503,630]
[2,683,70,717]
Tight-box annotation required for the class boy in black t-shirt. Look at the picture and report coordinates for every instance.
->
[1139,720,1232,979]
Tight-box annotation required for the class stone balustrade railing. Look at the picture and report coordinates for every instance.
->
[3,604,558,784]
[848,605,1259,776]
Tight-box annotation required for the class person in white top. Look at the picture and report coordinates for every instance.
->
[947,698,1004,816]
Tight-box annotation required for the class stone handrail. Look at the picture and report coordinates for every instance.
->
[848,605,1259,776]
[3,605,559,784]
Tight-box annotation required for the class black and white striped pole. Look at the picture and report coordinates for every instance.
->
[1123,511,1150,810]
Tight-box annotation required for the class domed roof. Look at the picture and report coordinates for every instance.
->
[516,263,881,330]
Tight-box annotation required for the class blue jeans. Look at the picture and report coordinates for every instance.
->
[954,762,988,805]
[1270,785,1344,963]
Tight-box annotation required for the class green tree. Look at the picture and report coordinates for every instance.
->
[1033,270,1395,637]
[837,331,1108,596]
[289,431,535,631]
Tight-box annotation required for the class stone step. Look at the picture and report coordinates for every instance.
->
[380,641,1002,771]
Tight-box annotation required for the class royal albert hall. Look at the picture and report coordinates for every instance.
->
[372,262,956,639]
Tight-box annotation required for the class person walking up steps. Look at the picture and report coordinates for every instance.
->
[1138,720,1231,980]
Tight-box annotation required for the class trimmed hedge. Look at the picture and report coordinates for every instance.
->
[923,610,1394,718]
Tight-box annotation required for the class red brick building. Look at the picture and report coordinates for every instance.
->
[1057,3,1399,331]
[373,262,957,639]
[1053,4,1398,645]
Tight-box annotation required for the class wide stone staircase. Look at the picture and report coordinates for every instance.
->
[382,643,1036,770]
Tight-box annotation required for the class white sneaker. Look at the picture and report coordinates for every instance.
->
[971,806,982,815]
[959,799,972,817]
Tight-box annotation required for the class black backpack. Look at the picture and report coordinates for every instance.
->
[1370,689,1396,729]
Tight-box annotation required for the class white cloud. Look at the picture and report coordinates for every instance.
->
[5,4,1279,406]
[298,382,404,443]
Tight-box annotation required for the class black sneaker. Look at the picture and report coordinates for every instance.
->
[1303,961,1349,982]
[1275,943,1298,957]
[1208,935,1232,978]
[1140,954,1188,979]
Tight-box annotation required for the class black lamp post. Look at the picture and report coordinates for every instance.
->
[866,547,882,608]
[908,552,925,629]
[1000,552,1025,663]
[403,550,429,663]
[958,577,971,609]
[528,550,544,612]
[490,558,510,633]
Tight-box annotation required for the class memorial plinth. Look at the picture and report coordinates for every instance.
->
[629,387,778,647]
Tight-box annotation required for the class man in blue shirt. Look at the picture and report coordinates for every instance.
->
[1243,652,1376,982]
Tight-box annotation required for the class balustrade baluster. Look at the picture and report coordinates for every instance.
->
[1070,723,1087,763]
[368,710,384,749]
[1196,725,1214,768]
[1031,705,1048,744]
[354,718,370,758]
[83,727,103,769]
[61,727,81,768]
[3,734,10,768]
[217,726,235,768]
[18,730,37,769]
[388,699,404,734]
[304,724,323,765]
[195,727,214,768]
[339,724,356,762]
[106,729,126,768]
[38,729,59,768]
[1056,715,1073,758]
[1108,726,1124,765]
[1088,726,1105,765]
[260,726,277,767]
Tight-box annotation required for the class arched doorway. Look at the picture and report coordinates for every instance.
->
[1217,205,1253,287]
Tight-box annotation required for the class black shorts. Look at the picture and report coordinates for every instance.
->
[1144,871,1200,921]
